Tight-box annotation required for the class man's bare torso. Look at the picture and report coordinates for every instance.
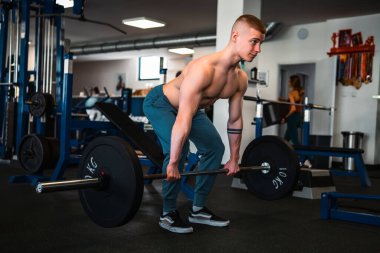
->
[163,52,245,109]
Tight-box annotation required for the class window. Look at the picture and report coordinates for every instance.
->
[138,56,161,80]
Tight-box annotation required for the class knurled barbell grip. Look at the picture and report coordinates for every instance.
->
[143,165,269,180]
[36,178,102,194]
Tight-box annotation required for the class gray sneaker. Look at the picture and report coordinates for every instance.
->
[159,210,193,234]
[189,207,230,227]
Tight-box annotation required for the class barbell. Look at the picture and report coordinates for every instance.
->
[35,135,300,228]
[243,95,335,111]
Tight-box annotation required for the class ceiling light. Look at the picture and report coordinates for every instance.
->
[56,0,74,8]
[168,48,194,55]
[122,17,165,29]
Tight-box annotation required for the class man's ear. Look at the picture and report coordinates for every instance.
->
[231,31,239,42]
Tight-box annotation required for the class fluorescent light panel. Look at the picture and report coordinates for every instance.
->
[56,0,74,8]
[168,48,194,55]
[122,17,165,29]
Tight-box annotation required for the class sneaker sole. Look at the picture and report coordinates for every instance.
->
[159,221,193,234]
[188,217,230,227]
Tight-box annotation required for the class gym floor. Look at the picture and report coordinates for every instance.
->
[1,160,379,253]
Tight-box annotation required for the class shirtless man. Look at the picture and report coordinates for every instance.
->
[143,14,266,234]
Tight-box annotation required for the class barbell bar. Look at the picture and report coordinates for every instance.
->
[33,135,300,228]
[36,165,271,194]
[243,95,334,111]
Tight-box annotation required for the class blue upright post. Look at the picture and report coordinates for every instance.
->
[0,5,10,157]
[302,97,310,146]
[254,99,263,138]
[51,54,73,181]
[15,0,30,153]
[0,5,9,82]
[54,5,64,111]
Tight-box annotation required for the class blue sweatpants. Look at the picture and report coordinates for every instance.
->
[143,85,225,212]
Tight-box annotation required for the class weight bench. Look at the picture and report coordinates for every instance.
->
[95,102,164,170]
[293,145,371,187]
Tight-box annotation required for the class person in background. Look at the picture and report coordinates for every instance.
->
[280,75,304,145]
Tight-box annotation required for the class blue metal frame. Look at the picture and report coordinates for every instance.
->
[15,0,31,154]
[321,192,380,227]
[253,100,263,138]
[51,54,73,180]
[302,105,310,146]
[295,149,370,187]
[0,4,10,157]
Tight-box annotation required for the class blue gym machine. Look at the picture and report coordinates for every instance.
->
[1,0,121,185]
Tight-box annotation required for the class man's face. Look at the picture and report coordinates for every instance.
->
[234,26,265,62]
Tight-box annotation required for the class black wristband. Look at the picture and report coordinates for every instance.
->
[227,128,242,134]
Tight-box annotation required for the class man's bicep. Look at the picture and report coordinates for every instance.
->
[177,80,203,121]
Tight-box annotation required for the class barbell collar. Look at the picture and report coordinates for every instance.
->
[143,165,270,180]
[36,178,102,194]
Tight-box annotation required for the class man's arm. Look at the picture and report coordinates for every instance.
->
[166,63,211,181]
[224,71,248,175]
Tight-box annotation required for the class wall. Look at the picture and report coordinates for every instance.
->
[326,14,380,163]
[73,59,129,96]
[72,47,215,96]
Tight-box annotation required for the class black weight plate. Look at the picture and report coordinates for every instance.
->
[78,136,144,228]
[241,136,300,200]
[29,92,46,117]
[29,93,54,117]
[18,134,51,174]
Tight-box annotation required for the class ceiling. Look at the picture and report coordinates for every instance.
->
[64,0,380,47]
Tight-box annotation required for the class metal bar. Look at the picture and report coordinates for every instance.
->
[8,9,13,85]
[36,178,101,193]
[13,8,19,84]
[243,95,334,111]
[49,18,54,94]
[143,165,269,180]
[35,165,268,193]
[42,18,47,92]
[56,112,89,117]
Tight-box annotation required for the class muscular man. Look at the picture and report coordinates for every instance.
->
[143,14,266,234]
